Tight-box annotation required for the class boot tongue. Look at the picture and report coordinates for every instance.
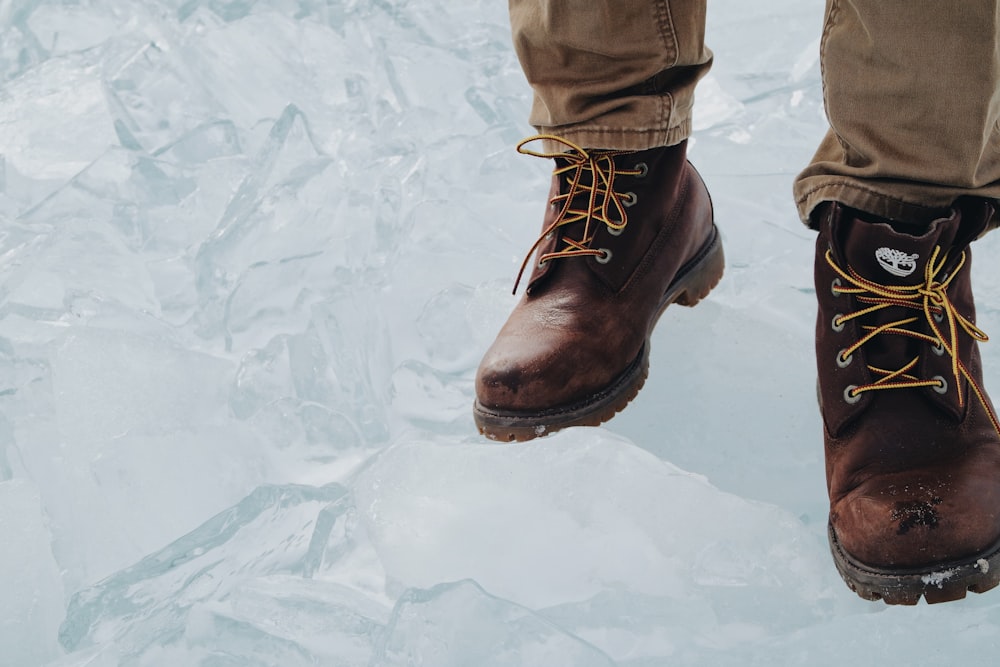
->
[841,211,961,286]
[839,210,962,372]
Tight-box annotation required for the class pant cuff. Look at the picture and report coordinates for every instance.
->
[795,181,955,229]
[532,119,692,153]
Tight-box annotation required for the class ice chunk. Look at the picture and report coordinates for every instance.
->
[390,360,473,433]
[0,480,64,667]
[355,430,831,611]
[42,425,268,587]
[153,119,242,163]
[3,214,156,327]
[0,431,11,482]
[304,296,393,445]
[59,482,355,657]
[0,55,116,180]
[192,105,343,342]
[231,334,367,454]
[105,39,225,155]
[611,299,824,510]
[692,76,746,132]
[140,577,390,667]
[230,292,393,449]
[1,329,272,588]
[372,580,615,667]
[179,12,352,137]
[25,4,126,57]
[52,328,231,441]
[18,149,198,256]
[415,284,481,373]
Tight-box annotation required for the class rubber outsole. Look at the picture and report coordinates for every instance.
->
[473,226,725,442]
[828,522,1000,605]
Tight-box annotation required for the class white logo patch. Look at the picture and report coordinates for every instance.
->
[875,247,919,278]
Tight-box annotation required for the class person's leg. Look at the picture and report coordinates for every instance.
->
[474,0,720,441]
[509,0,712,151]
[800,0,1000,603]
[795,0,1000,225]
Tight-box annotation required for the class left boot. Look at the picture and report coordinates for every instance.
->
[474,136,723,441]
[814,200,1000,604]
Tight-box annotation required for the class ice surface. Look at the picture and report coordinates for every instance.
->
[3,0,1000,665]
[355,433,831,609]
[0,480,64,667]
[57,482,377,664]
[371,579,616,667]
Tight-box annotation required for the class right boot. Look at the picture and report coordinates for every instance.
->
[473,135,724,442]
[814,200,1000,604]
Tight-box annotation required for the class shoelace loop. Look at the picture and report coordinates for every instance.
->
[827,246,1000,434]
[512,135,645,293]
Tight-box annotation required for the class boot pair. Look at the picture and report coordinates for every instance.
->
[475,136,1000,604]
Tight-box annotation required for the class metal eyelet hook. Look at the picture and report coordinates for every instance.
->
[931,340,946,356]
[607,226,624,237]
[595,248,612,264]
[832,314,846,333]
[844,385,862,404]
[837,349,853,368]
[932,376,948,394]
[621,192,638,208]
[634,162,648,178]
[831,278,842,297]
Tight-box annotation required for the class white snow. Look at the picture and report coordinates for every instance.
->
[921,569,959,588]
[4,1,1000,666]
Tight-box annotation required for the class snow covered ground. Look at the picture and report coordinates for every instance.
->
[3,0,1000,665]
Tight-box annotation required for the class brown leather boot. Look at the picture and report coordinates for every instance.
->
[814,200,1000,604]
[474,136,724,441]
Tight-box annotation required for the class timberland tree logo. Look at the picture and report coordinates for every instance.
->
[875,247,919,278]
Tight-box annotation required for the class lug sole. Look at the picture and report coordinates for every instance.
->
[473,226,725,442]
[828,522,1000,604]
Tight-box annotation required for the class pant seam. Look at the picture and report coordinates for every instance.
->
[820,0,850,156]
[655,0,679,69]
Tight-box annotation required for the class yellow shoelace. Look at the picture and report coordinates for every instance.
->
[512,135,645,293]
[827,246,1000,434]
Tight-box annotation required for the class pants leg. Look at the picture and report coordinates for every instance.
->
[794,0,1000,227]
[508,0,712,152]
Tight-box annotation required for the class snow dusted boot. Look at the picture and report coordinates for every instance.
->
[474,136,724,441]
[814,200,1000,604]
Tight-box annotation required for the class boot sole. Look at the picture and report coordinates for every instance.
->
[473,225,725,442]
[828,522,1000,604]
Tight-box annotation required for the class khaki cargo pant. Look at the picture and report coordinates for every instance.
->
[509,0,1000,226]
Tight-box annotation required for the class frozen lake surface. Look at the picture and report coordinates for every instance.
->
[3,1,1000,664]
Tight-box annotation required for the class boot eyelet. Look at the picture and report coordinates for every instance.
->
[607,226,624,237]
[932,376,948,394]
[836,349,853,368]
[595,248,612,264]
[832,314,846,333]
[544,231,555,241]
[831,278,842,297]
[931,340,946,356]
[634,162,648,178]
[933,310,944,323]
[538,257,549,268]
[844,385,862,404]
[622,192,638,207]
